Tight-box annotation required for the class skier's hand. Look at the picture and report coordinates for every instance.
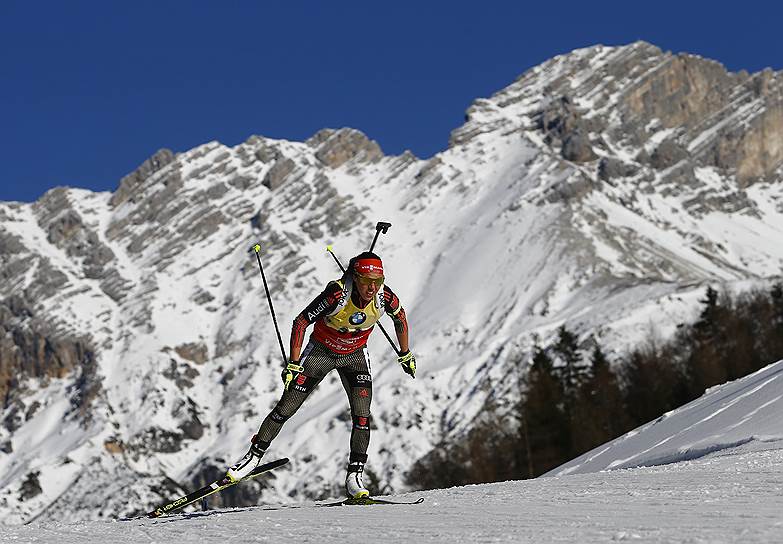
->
[281,361,304,390]
[398,351,416,379]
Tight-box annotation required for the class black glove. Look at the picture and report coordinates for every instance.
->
[398,351,416,378]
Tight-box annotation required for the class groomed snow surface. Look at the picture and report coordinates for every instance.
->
[3,362,782,543]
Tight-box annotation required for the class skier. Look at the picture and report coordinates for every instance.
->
[224,251,416,498]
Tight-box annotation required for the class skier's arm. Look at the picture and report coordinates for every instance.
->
[383,285,409,353]
[289,315,309,362]
[289,282,343,361]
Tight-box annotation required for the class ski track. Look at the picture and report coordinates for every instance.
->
[3,444,783,543]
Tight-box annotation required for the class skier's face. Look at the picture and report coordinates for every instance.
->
[355,273,382,300]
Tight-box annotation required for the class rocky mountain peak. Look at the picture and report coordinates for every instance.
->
[110,149,177,207]
[307,127,385,168]
[451,41,783,187]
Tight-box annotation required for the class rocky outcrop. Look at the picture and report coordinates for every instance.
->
[123,399,205,456]
[708,97,783,185]
[537,96,597,163]
[620,54,738,133]
[598,157,639,181]
[479,42,783,188]
[174,343,209,365]
[649,140,690,170]
[310,128,384,168]
[562,131,597,162]
[106,154,188,250]
[162,359,200,389]
[110,149,177,207]
[31,189,131,301]
[18,472,42,501]
[614,49,783,184]
[262,157,297,190]
[0,297,99,427]
[33,189,117,279]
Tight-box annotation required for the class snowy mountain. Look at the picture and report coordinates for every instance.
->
[4,360,783,542]
[1,40,782,523]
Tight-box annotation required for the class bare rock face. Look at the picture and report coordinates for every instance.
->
[174,343,209,365]
[0,232,29,301]
[620,54,737,132]
[0,231,25,255]
[650,140,690,170]
[538,96,597,163]
[262,157,297,190]
[562,131,597,163]
[615,51,783,184]
[311,128,384,168]
[598,157,639,181]
[711,98,783,185]
[105,151,187,251]
[0,297,99,427]
[539,96,582,140]
[483,42,783,189]
[18,472,42,501]
[110,149,177,207]
[33,189,117,281]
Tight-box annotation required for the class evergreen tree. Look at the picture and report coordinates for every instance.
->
[623,341,687,425]
[582,343,631,445]
[687,286,729,397]
[698,286,720,325]
[768,283,783,363]
[521,345,569,476]
[552,325,588,399]
[723,292,761,379]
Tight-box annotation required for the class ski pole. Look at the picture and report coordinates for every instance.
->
[252,244,288,365]
[326,245,345,273]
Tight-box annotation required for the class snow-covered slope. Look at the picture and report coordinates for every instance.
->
[548,359,783,476]
[4,384,783,542]
[1,41,782,523]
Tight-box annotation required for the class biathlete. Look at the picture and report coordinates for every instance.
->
[224,251,416,498]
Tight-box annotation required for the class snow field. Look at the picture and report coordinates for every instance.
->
[1,442,781,543]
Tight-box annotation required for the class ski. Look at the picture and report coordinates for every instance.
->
[146,457,289,518]
[318,496,425,507]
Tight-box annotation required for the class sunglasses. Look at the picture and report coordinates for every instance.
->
[355,275,384,288]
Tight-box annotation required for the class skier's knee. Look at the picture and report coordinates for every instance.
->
[269,408,292,423]
[352,414,371,431]
[352,385,372,414]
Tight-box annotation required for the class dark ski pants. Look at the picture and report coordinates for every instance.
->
[255,340,373,464]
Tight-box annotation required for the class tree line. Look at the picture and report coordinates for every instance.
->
[406,282,783,489]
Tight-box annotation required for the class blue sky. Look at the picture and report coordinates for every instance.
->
[1,1,781,202]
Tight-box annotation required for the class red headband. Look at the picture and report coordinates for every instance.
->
[353,258,384,278]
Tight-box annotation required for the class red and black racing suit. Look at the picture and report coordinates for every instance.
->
[254,281,409,464]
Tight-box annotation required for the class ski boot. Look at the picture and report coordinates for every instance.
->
[345,461,369,498]
[225,437,267,483]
